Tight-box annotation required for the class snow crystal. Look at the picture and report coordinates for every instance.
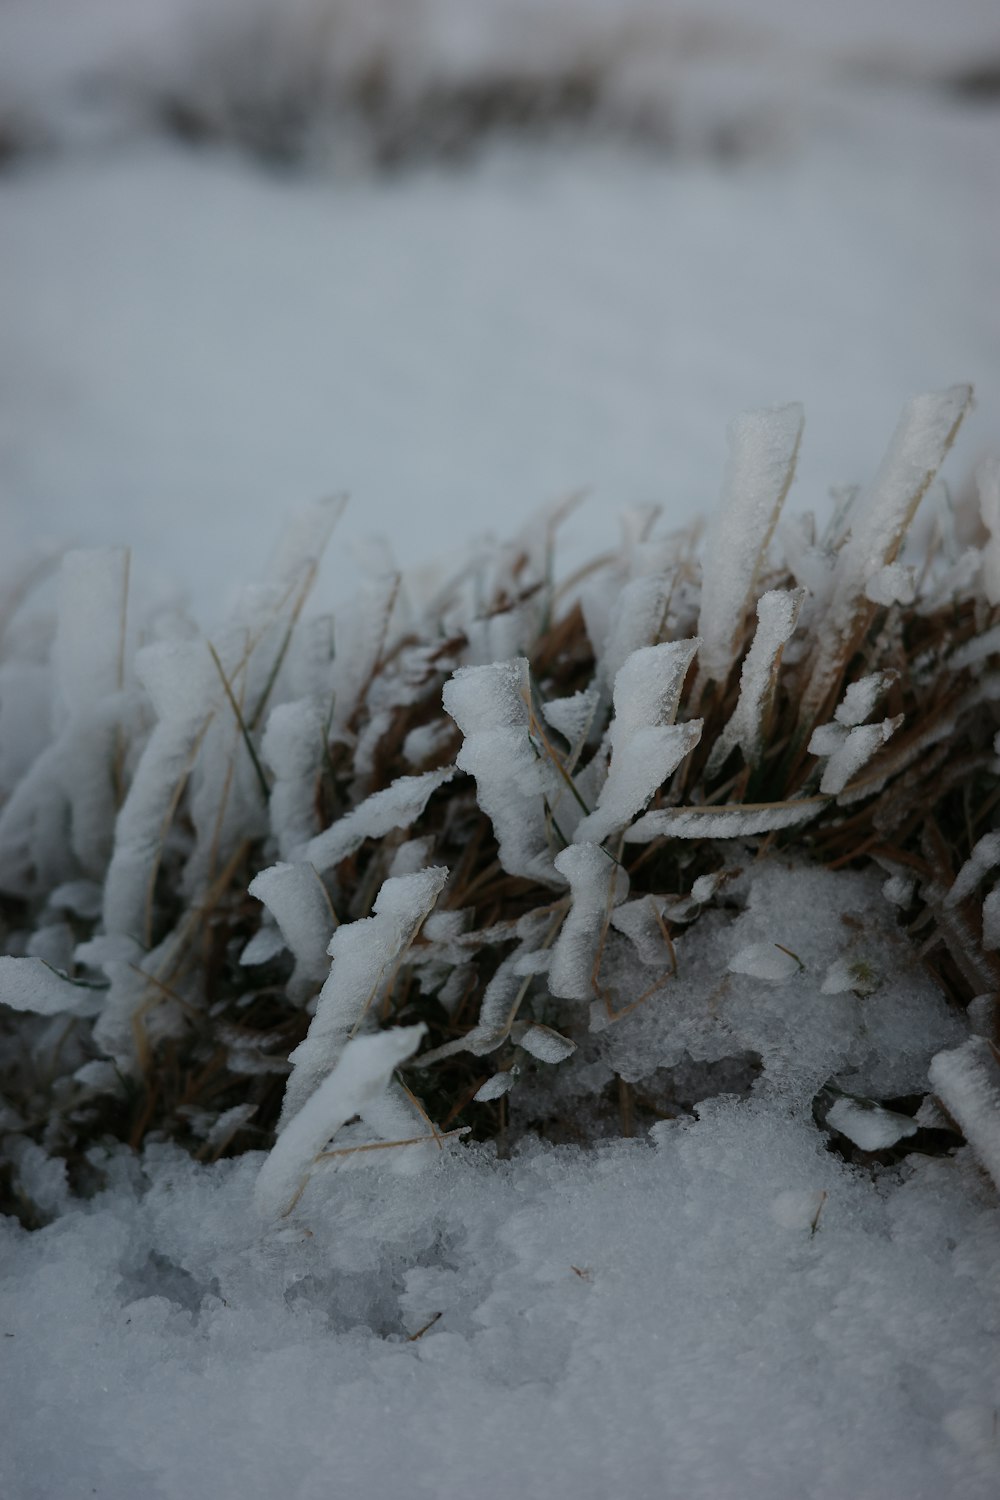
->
[473,1068,517,1101]
[626,798,823,841]
[809,714,902,796]
[947,832,1000,909]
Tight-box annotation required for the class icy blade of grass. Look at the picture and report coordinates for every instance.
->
[626,798,825,841]
[301,767,455,874]
[706,588,803,776]
[801,385,973,730]
[929,1037,1000,1192]
[248,862,335,1004]
[329,573,399,737]
[810,716,903,796]
[574,723,702,846]
[549,842,629,1000]
[443,658,563,885]
[945,831,1000,909]
[254,1024,427,1220]
[102,642,217,942]
[0,955,104,1018]
[278,866,448,1128]
[698,403,804,686]
[261,697,325,860]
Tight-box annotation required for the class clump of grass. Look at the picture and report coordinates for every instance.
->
[1,389,998,1218]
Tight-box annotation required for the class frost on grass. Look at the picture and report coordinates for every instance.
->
[2,388,1000,1497]
[0,386,998,1257]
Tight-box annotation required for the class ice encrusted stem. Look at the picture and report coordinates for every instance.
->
[697,403,804,687]
[799,385,972,734]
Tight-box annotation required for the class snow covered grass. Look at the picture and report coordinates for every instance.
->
[2,388,1000,1495]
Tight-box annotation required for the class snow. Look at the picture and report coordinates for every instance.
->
[3,4,1000,1494]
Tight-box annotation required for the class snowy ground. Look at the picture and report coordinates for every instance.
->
[3,4,1000,1498]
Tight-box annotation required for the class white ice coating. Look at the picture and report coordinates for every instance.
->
[549,842,629,1000]
[248,861,336,1004]
[443,659,562,885]
[302,767,455,874]
[278,867,448,1129]
[946,832,1000,908]
[626,798,823,841]
[826,1097,918,1151]
[0,955,104,1019]
[698,403,804,685]
[262,697,326,861]
[254,1024,427,1221]
[929,1037,1000,1192]
[707,588,803,775]
[810,715,902,796]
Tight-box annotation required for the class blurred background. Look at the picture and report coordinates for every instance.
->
[1,0,998,616]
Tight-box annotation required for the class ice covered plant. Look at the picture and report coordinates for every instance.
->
[2,385,1000,1222]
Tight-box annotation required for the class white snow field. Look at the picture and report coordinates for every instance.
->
[2,4,1000,1499]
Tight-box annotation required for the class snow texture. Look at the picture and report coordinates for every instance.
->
[247,861,335,1004]
[0,955,104,1019]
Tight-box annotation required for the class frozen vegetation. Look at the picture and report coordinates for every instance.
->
[3,3,1000,1496]
[2,381,1000,1497]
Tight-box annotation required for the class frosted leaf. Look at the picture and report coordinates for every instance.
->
[698,403,804,684]
[102,642,217,941]
[597,575,673,693]
[826,1097,918,1151]
[542,689,600,751]
[48,880,103,920]
[803,386,972,719]
[948,622,1000,674]
[261,698,325,860]
[929,1038,1000,1191]
[248,862,335,1004]
[0,955,104,1019]
[609,640,700,750]
[835,671,897,728]
[443,659,561,885]
[626,798,822,841]
[610,897,674,967]
[388,837,436,878]
[728,943,799,982]
[882,874,915,908]
[982,886,1000,951]
[865,563,917,607]
[254,1024,427,1220]
[240,924,287,967]
[707,588,803,775]
[278,867,448,1128]
[977,456,1000,608]
[549,843,629,1001]
[519,1024,576,1063]
[810,716,902,796]
[302,767,455,874]
[403,720,455,769]
[946,832,1000,908]
[329,573,399,736]
[576,724,701,847]
[473,1069,517,1102]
